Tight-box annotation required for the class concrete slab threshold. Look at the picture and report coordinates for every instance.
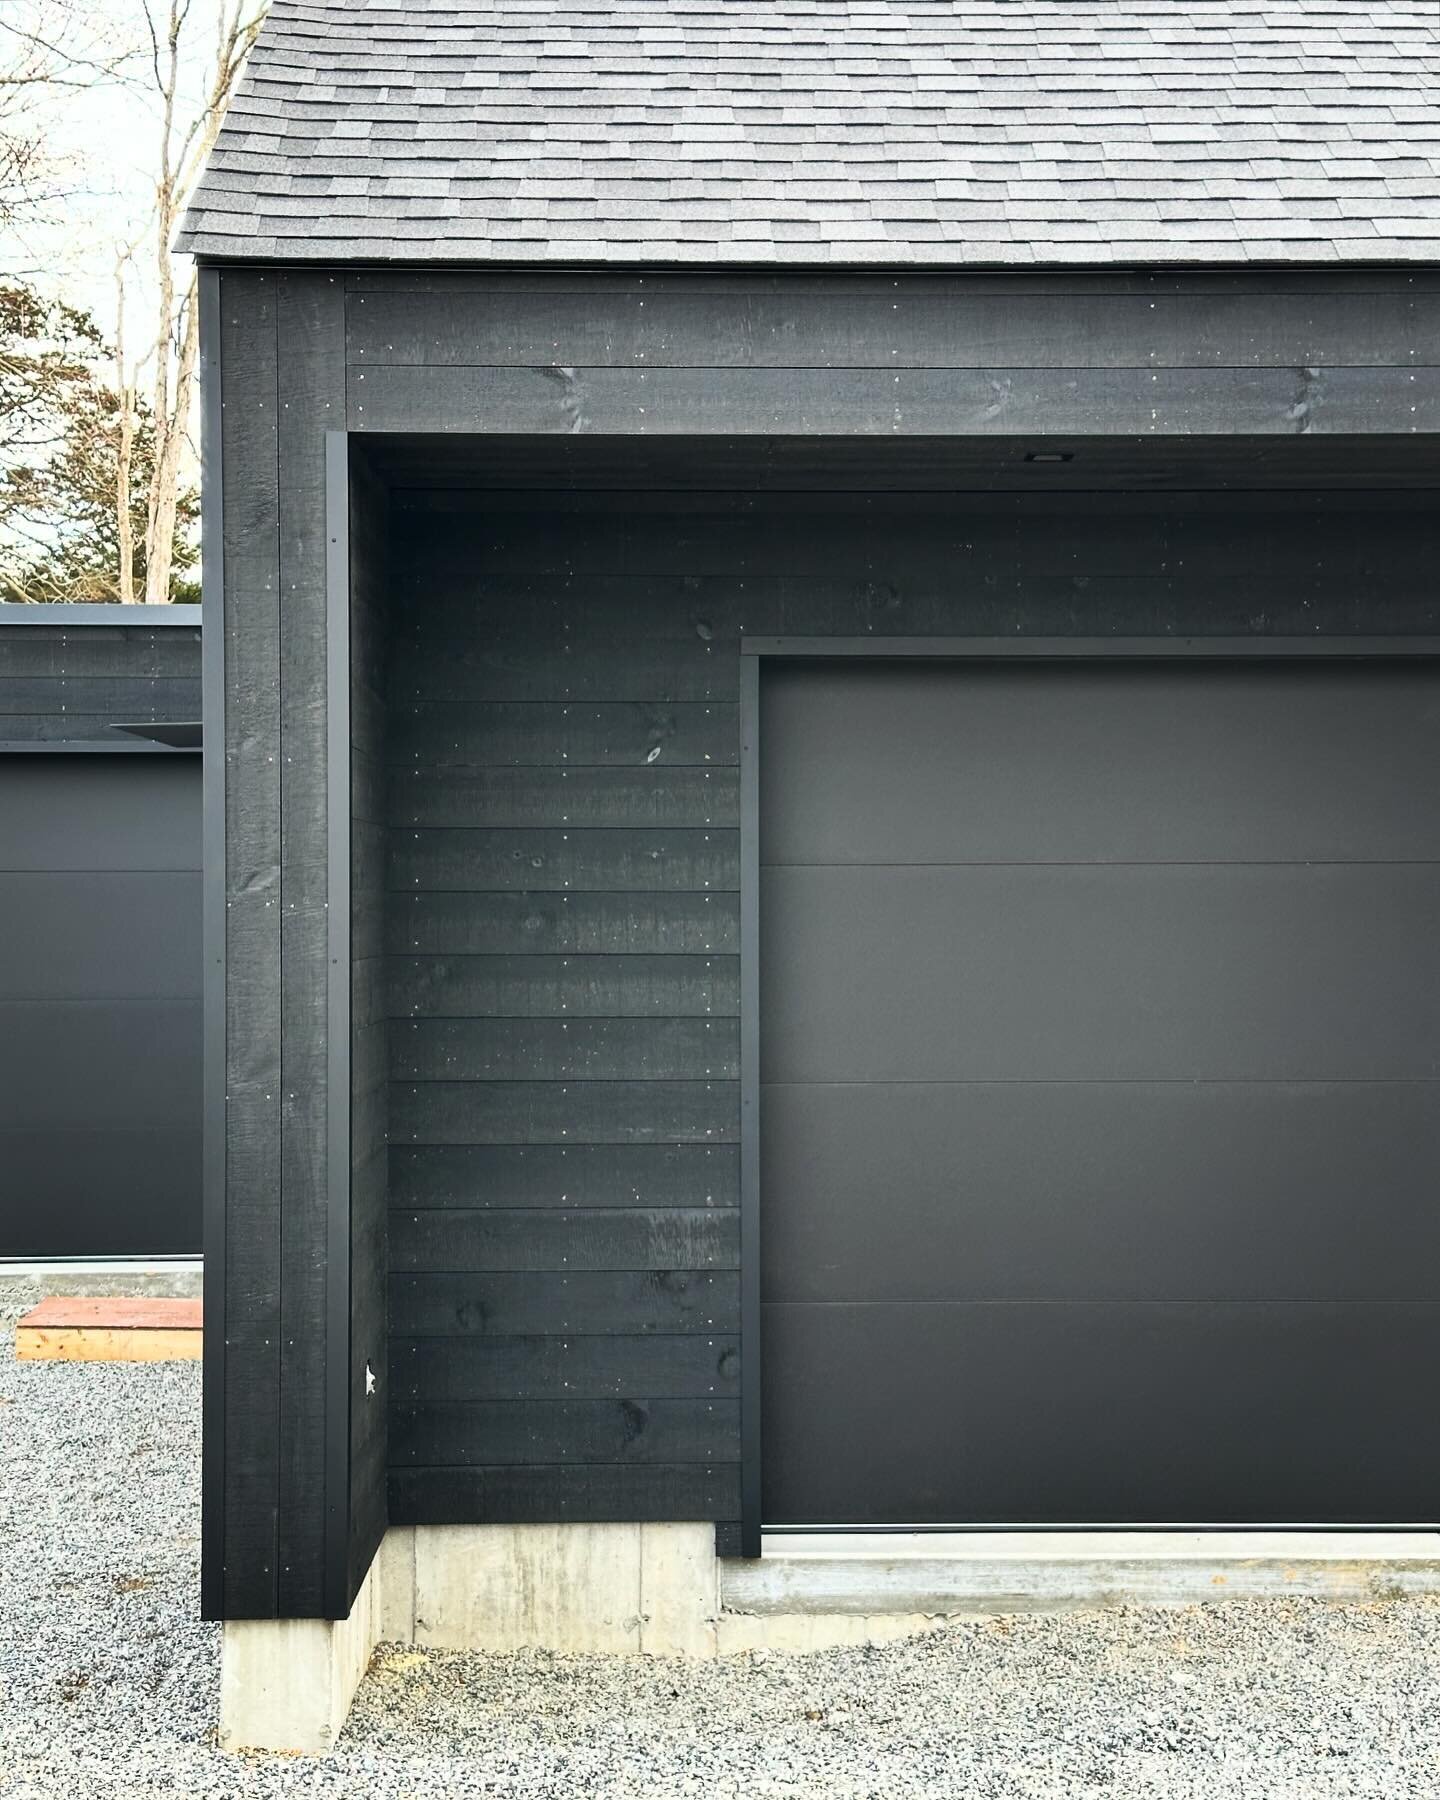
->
[726,1529,1440,1617]
[219,1524,1440,1753]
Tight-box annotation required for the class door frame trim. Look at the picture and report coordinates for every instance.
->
[737,632,1440,1559]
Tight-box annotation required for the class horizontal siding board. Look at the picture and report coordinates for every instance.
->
[354,363,1440,439]
[398,488,1438,576]
[389,829,737,894]
[348,288,1439,373]
[392,1079,739,1145]
[389,702,736,769]
[0,675,201,717]
[391,1332,740,1402]
[372,436,1440,497]
[389,955,738,1019]
[391,1206,739,1272]
[349,271,1440,299]
[0,714,185,743]
[390,1269,739,1334]
[387,891,738,955]
[389,1143,739,1208]
[390,1397,740,1466]
[389,1461,741,1524]
[389,766,739,829]
[0,627,201,679]
[392,1017,738,1082]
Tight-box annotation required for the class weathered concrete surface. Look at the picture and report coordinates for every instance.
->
[219,1553,380,1753]
[725,1530,1440,1619]
[380,1523,719,1655]
[230,1524,1440,1745]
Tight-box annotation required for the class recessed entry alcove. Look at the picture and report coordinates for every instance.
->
[324,427,1440,1586]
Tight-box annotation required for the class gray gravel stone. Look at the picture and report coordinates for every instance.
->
[3,1273,1440,1798]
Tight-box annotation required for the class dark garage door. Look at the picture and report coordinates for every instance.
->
[0,755,201,1259]
[760,657,1440,1525]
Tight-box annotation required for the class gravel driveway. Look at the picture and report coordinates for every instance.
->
[3,1273,1440,1799]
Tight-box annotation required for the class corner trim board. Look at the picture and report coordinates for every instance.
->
[323,430,353,1619]
[199,264,228,1620]
[738,652,762,1560]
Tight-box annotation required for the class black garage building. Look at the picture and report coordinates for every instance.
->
[0,605,202,1261]
[182,0,1440,1623]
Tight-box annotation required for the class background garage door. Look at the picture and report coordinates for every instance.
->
[0,755,201,1259]
[760,657,1440,1525]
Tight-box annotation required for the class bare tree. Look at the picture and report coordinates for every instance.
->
[0,0,259,603]
[113,0,264,603]
[0,3,138,244]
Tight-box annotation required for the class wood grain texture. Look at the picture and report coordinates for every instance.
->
[390,1332,740,1402]
[391,1269,738,1335]
[348,444,394,1604]
[391,1079,739,1146]
[386,891,738,956]
[388,766,739,829]
[15,1326,203,1362]
[389,1461,741,1524]
[0,631,200,746]
[388,955,738,1019]
[219,269,283,1619]
[276,269,345,1618]
[347,283,1440,372]
[354,363,1440,439]
[389,1143,739,1208]
[18,1297,203,1330]
[388,829,738,894]
[390,1397,740,1466]
[391,1016,738,1082]
[390,1206,739,1272]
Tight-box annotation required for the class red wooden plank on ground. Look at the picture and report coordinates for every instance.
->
[17,1296,203,1332]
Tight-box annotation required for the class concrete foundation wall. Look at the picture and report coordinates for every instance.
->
[220,1524,1440,1753]
[379,1522,719,1656]
[219,1551,381,1754]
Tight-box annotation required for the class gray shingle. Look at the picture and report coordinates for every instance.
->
[179,0,1440,265]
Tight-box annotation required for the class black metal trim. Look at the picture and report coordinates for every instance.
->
[0,603,201,625]
[764,1520,1440,1535]
[742,635,1440,659]
[740,628,1440,1552]
[0,740,197,755]
[738,651,762,1560]
[109,721,203,748]
[199,265,227,1621]
[322,431,353,1619]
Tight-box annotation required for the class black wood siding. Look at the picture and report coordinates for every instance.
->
[210,269,350,1619]
[0,613,200,743]
[381,483,1440,1536]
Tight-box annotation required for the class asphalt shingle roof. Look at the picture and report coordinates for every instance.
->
[180,0,1440,265]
